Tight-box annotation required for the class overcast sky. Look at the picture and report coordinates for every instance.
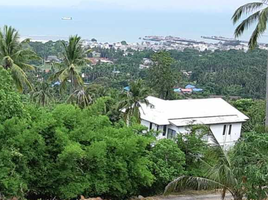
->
[0,0,254,12]
[0,0,261,42]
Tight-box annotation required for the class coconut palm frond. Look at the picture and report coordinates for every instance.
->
[51,62,63,70]
[164,176,225,195]
[31,82,54,106]
[19,63,35,71]
[58,68,70,82]
[234,10,261,38]
[232,2,264,23]
[49,69,64,81]
[52,35,86,93]
[15,49,41,61]
[72,66,84,86]
[67,88,92,109]
[0,25,38,91]
[59,80,68,94]
[207,130,232,167]
[11,63,33,92]
[133,105,141,123]
[118,79,152,126]
[233,1,268,49]
[248,6,268,49]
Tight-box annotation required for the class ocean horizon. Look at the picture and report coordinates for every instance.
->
[0,5,257,43]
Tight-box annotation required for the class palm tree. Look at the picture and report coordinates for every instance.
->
[67,87,92,109]
[86,84,109,102]
[164,132,244,200]
[119,79,151,126]
[0,25,39,92]
[31,82,54,106]
[232,1,268,127]
[51,35,89,93]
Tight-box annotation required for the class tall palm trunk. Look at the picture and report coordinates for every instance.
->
[70,72,74,94]
[266,52,268,128]
[126,113,130,127]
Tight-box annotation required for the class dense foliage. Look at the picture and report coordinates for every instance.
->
[0,68,188,199]
[29,40,268,99]
[165,131,268,200]
[0,98,155,199]
[232,99,265,132]
[0,67,26,121]
[148,139,185,193]
[231,132,268,200]
[1,25,268,200]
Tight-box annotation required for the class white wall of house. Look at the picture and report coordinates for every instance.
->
[141,119,242,148]
[141,120,150,128]
[210,123,242,148]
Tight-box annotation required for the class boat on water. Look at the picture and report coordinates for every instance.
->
[62,17,72,20]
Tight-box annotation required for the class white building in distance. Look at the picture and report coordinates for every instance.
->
[140,96,248,148]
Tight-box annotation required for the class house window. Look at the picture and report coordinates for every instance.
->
[157,125,159,131]
[228,125,232,135]
[223,125,227,135]
[163,125,167,136]
[167,128,177,139]
[149,122,153,130]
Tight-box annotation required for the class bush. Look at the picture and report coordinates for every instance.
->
[0,66,26,121]
[231,132,268,200]
[177,127,212,177]
[147,139,185,194]
[0,102,154,200]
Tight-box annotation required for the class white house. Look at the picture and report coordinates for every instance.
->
[140,96,249,149]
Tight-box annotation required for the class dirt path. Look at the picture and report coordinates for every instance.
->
[158,193,232,200]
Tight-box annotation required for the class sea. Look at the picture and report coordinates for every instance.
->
[0,6,256,43]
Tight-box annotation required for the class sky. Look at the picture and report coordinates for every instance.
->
[0,0,262,43]
[0,0,253,12]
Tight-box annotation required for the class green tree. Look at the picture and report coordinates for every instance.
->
[232,99,265,132]
[231,132,268,200]
[86,84,109,101]
[150,51,176,100]
[149,139,185,193]
[232,1,268,127]
[51,35,89,93]
[177,126,211,177]
[119,79,151,126]
[0,100,155,200]
[0,66,26,121]
[0,25,39,92]
[31,82,54,106]
[121,41,127,45]
[67,87,92,109]
[165,132,244,200]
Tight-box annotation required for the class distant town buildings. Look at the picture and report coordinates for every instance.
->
[45,55,61,64]
[139,58,153,69]
[92,51,101,58]
[174,84,204,94]
[81,35,268,53]
[87,58,114,65]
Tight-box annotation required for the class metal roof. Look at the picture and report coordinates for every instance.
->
[185,84,196,89]
[140,96,249,126]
